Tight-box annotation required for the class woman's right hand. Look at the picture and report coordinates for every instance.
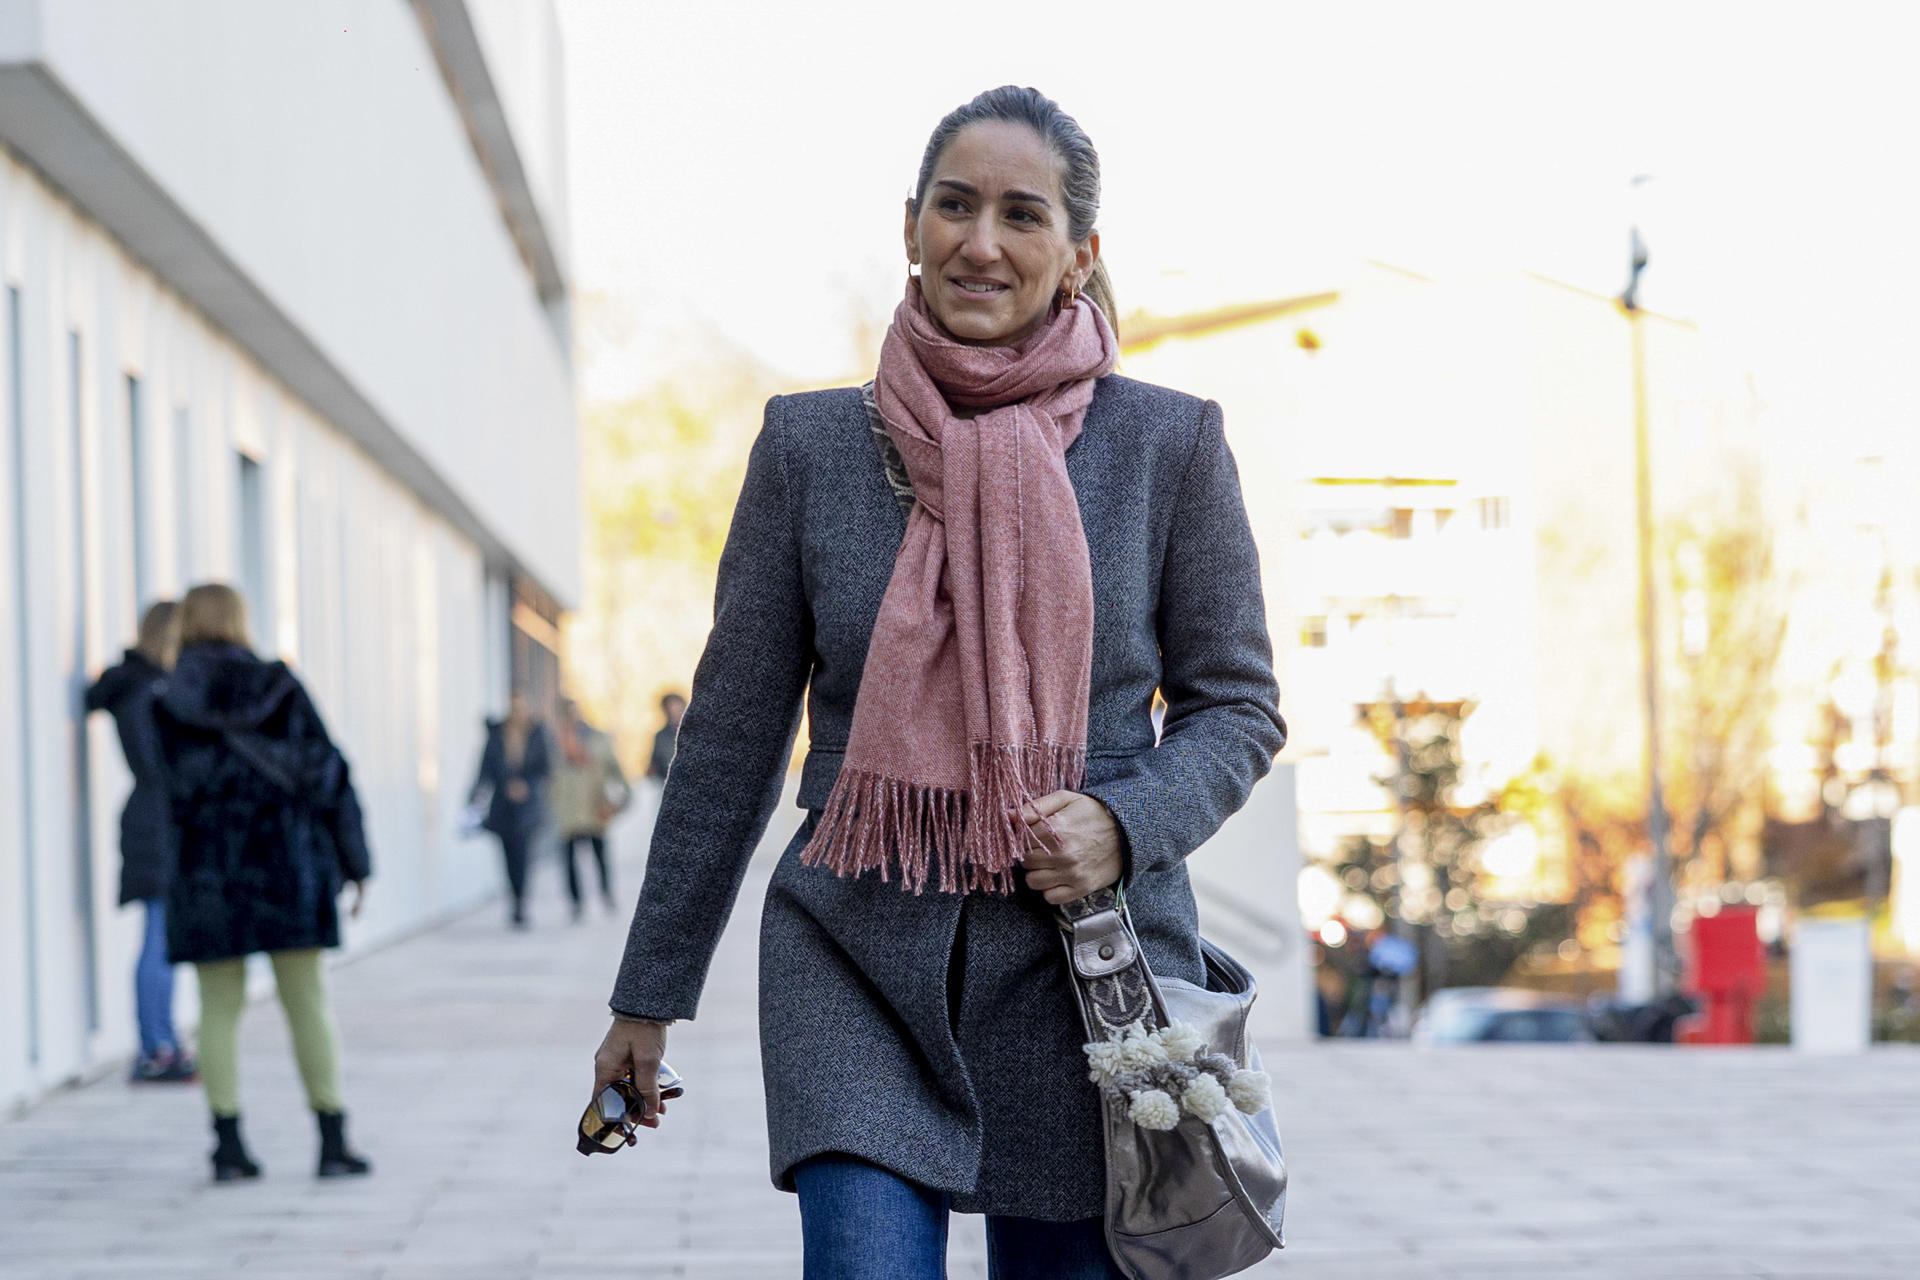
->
[593,1018,669,1129]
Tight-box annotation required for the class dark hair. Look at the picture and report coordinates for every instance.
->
[909,86,1117,339]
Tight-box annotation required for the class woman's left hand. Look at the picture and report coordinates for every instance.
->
[1019,791,1123,904]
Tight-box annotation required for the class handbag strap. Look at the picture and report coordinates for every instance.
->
[222,729,301,797]
[1055,888,1165,1042]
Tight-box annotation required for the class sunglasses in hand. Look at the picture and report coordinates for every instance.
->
[577,1063,685,1156]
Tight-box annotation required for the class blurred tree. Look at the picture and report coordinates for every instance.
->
[563,282,891,772]
[562,344,786,773]
[1665,461,1788,885]
[1547,770,1638,948]
[1333,696,1572,996]
[1526,458,1787,952]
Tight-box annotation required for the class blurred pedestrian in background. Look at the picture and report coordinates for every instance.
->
[550,696,631,920]
[86,600,196,1084]
[470,690,551,928]
[592,87,1282,1276]
[647,691,685,782]
[150,583,372,1182]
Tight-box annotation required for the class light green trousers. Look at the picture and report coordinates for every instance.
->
[194,948,345,1117]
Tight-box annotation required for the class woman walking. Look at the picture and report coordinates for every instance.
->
[470,691,551,928]
[86,600,195,1083]
[151,583,372,1182]
[550,697,630,920]
[592,87,1284,1276]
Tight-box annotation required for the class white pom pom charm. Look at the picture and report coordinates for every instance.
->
[1118,1023,1170,1071]
[1227,1068,1272,1116]
[1128,1089,1181,1131]
[1159,1021,1205,1064]
[1180,1072,1231,1123]
[1084,1037,1126,1088]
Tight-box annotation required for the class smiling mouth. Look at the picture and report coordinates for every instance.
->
[951,279,1010,296]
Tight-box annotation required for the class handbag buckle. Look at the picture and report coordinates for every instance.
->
[1065,906,1137,978]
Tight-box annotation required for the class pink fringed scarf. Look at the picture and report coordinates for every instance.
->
[800,283,1119,893]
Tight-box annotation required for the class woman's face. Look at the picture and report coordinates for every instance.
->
[905,120,1097,346]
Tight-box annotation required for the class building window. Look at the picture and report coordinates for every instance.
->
[236,452,269,639]
[1389,508,1414,540]
[1300,616,1329,648]
[1478,496,1511,531]
[8,285,42,1062]
[126,374,151,612]
[173,406,193,583]
[68,330,99,1034]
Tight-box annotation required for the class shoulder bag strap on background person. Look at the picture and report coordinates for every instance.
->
[1056,888,1287,1280]
[222,729,302,798]
[221,728,372,883]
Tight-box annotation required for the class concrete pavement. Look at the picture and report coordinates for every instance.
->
[3,826,1919,1279]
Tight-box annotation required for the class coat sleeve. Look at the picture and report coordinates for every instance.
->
[527,728,552,782]
[286,680,373,883]
[469,735,496,805]
[327,776,373,883]
[647,728,673,780]
[609,398,811,1021]
[1079,400,1287,882]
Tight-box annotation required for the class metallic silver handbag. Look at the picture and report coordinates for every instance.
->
[1058,888,1287,1280]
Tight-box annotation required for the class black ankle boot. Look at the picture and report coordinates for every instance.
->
[315,1110,371,1177]
[210,1115,261,1182]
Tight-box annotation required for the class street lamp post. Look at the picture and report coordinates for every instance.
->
[1620,193,1680,997]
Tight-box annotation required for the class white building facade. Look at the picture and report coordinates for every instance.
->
[0,0,578,1110]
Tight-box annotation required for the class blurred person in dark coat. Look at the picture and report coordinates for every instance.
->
[470,690,551,928]
[646,691,685,782]
[550,697,631,920]
[86,599,195,1083]
[151,583,372,1182]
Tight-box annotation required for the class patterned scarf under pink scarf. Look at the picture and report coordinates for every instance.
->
[801,283,1119,893]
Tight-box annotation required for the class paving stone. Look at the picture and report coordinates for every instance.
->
[3,833,1918,1278]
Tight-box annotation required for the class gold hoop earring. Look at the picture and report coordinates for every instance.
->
[1059,281,1080,310]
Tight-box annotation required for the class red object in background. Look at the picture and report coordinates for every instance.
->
[1684,906,1765,1044]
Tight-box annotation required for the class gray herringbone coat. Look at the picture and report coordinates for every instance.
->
[610,374,1285,1220]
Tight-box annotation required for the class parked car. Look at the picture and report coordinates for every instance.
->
[1586,991,1699,1043]
[1411,987,1595,1043]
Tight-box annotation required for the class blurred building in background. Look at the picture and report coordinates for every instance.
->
[0,0,577,1108]
[1131,257,1920,992]
[1123,263,1747,926]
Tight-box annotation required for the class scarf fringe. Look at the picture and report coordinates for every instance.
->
[800,741,1088,894]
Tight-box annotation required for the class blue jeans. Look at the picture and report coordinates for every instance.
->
[135,899,178,1057]
[793,1156,1124,1280]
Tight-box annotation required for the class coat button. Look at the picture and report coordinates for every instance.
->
[1098,943,1115,960]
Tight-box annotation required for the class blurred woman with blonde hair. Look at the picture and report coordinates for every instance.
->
[87,599,194,1082]
[152,583,375,1181]
[469,687,552,928]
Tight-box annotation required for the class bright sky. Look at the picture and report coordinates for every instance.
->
[558,0,1919,456]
